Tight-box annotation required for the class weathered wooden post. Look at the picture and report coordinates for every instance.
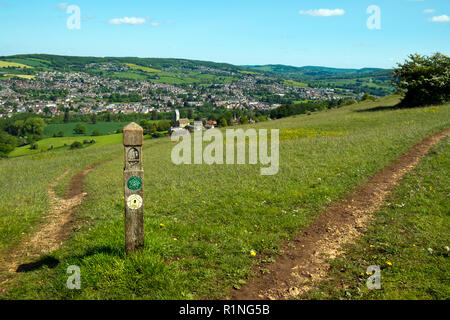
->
[123,122,144,254]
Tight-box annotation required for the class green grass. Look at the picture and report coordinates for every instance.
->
[0,60,32,68]
[284,80,308,87]
[125,63,161,73]
[305,137,450,300]
[0,95,449,299]
[111,72,149,81]
[3,74,35,79]
[3,58,47,68]
[239,70,258,75]
[44,122,129,138]
[0,143,123,257]
[8,134,123,158]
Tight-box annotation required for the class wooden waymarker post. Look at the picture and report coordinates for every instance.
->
[123,122,144,254]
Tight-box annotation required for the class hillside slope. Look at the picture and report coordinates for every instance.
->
[0,96,448,299]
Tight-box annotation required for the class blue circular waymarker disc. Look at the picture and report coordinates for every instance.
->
[127,176,143,191]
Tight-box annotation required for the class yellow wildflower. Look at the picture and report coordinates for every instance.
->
[386,261,393,266]
[250,250,257,257]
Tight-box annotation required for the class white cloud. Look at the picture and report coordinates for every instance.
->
[151,22,161,27]
[299,9,345,17]
[423,9,436,14]
[109,17,147,25]
[430,15,450,23]
[57,2,68,11]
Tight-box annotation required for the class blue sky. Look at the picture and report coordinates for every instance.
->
[0,0,448,68]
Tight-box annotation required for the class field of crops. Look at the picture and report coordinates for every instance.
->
[0,60,32,69]
[0,95,448,299]
[125,63,161,73]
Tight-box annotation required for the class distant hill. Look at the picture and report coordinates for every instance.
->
[0,54,246,73]
[0,54,395,96]
[244,64,391,78]
[243,64,394,96]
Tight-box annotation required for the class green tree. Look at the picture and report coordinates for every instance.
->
[43,106,51,116]
[92,113,97,124]
[74,124,87,135]
[12,120,25,136]
[219,118,228,127]
[0,132,17,157]
[157,120,171,132]
[22,118,46,141]
[64,109,70,123]
[240,116,249,124]
[393,52,450,107]
[151,110,159,121]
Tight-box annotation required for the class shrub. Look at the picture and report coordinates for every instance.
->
[70,141,83,150]
[53,131,64,137]
[73,124,87,135]
[219,118,228,127]
[157,120,171,132]
[0,132,17,156]
[30,143,38,150]
[361,93,376,102]
[152,132,165,139]
[341,99,357,106]
[393,52,450,107]
[240,116,249,125]
[92,130,102,136]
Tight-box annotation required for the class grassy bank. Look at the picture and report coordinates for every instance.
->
[305,137,449,300]
[43,122,131,138]
[0,95,449,299]
[8,134,124,158]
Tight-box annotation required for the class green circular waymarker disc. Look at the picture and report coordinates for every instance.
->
[127,176,143,191]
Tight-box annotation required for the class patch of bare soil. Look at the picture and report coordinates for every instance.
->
[0,164,99,293]
[231,129,449,300]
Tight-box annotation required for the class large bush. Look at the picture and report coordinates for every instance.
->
[70,141,83,150]
[393,53,450,107]
[0,131,17,157]
[73,124,87,135]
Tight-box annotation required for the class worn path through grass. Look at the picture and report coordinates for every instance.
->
[232,128,449,299]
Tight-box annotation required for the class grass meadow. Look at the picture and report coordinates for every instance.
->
[0,95,449,299]
[283,80,308,87]
[305,137,450,300]
[8,134,124,158]
[43,122,130,137]
[125,63,161,73]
